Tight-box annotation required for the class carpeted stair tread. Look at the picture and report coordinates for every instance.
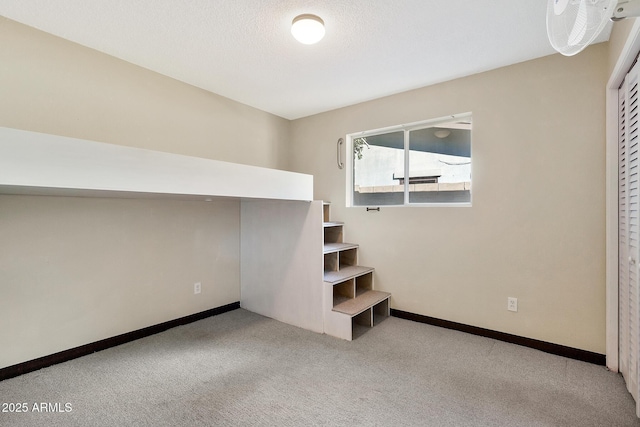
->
[324,265,374,284]
[333,290,391,316]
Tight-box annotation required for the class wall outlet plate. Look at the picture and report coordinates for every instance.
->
[507,297,517,312]
[194,282,201,294]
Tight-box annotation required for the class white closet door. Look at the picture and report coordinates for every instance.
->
[620,74,630,385]
[620,60,640,414]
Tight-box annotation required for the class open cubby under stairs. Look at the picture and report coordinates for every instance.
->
[322,202,391,340]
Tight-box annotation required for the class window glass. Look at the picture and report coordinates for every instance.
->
[408,121,471,203]
[353,131,404,206]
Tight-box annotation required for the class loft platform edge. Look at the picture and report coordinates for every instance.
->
[0,127,313,201]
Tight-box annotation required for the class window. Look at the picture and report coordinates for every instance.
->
[347,113,472,207]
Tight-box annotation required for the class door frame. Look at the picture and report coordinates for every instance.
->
[606,19,640,372]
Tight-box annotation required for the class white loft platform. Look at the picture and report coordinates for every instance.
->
[0,127,313,201]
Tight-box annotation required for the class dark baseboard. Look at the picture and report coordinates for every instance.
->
[0,301,240,382]
[391,309,606,366]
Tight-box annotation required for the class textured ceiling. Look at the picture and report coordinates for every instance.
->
[0,0,612,119]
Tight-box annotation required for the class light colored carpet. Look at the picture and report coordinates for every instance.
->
[0,308,638,426]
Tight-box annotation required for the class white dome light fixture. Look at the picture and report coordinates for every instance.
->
[434,129,451,139]
[291,14,325,45]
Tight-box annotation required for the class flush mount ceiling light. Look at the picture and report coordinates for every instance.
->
[434,129,451,139]
[291,14,325,45]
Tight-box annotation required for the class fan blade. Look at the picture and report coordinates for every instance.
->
[554,0,571,15]
[568,0,588,46]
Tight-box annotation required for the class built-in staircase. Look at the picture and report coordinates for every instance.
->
[322,202,391,340]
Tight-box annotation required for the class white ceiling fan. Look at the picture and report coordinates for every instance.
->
[547,0,640,56]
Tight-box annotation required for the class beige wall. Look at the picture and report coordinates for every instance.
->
[0,17,289,169]
[290,45,608,353]
[0,196,239,368]
[0,18,288,369]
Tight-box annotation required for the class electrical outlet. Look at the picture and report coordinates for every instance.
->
[194,282,201,295]
[507,297,518,312]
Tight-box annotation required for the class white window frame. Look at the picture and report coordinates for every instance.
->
[346,112,473,208]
